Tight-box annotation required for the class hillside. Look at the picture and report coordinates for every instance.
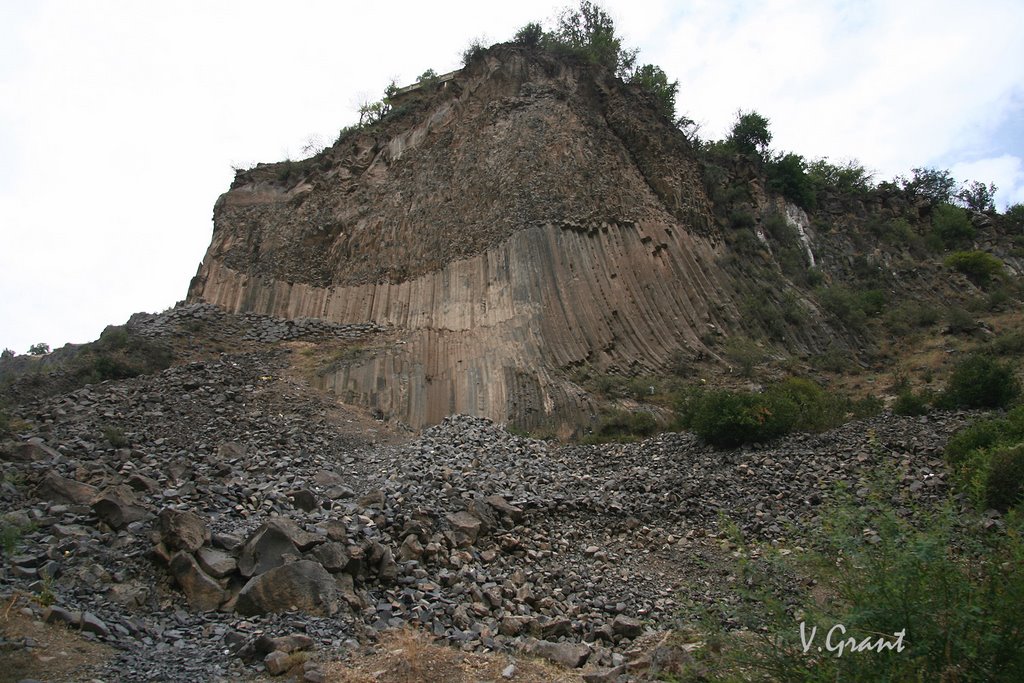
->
[2,25,1024,683]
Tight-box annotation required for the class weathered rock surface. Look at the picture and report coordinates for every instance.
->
[235,561,341,617]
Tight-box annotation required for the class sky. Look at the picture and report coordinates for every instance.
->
[2,0,1023,354]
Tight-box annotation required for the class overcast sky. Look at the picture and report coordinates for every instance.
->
[2,0,1023,354]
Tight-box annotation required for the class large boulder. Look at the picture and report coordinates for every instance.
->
[237,518,320,578]
[159,508,209,553]
[170,552,225,612]
[234,561,341,617]
[36,472,98,505]
[92,485,148,530]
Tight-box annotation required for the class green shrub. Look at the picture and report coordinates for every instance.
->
[583,410,658,443]
[722,337,764,377]
[513,22,544,46]
[942,354,1020,409]
[807,157,873,195]
[102,425,129,449]
[984,444,1024,511]
[697,477,1024,682]
[1005,203,1024,229]
[687,389,795,448]
[893,389,931,416]
[766,152,815,209]
[945,418,1011,466]
[931,203,976,249]
[944,250,1004,286]
[990,331,1024,357]
[817,286,869,329]
[684,378,848,448]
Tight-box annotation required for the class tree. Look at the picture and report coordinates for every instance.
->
[767,152,815,209]
[807,158,873,194]
[28,343,49,356]
[1005,203,1024,228]
[957,180,997,212]
[902,167,956,204]
[728,110,772,158]
[630,64,678,120]
[513,22,544,47]
[551,1,638,77]
[1,348,14,360]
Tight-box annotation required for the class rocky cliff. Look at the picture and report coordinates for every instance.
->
[186,45,845,430]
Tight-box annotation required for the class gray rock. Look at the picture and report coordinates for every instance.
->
[235,560,342,617]
[170,551,225,611]
[612,614,643,639]
[523,639,591,668]
[158,508,209,553]
[92,485,148,530]
[446,511,482,547]
[196,547,237,579]
[36,472,97,505]
[312,542,349,573]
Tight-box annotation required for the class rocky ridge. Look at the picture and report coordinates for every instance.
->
[1,338,971,681]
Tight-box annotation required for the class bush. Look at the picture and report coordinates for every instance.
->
[583,409,658,443]
[942,354,1020,409]
[684,378,848,448]
[931,203,976,249]
[696,480,1024,682]
[945,250,1004,286]
[984,444,1024,511]
[102,425,129,449]
[630,63,678,119]
[945,418,1013,466]
[893,389,931,416]
[1005,203,1024,229]
[687,390,794,448]
[513,22,544,47]
[728,110,772,158]
[766,152,815,209]
[807,158,873,195]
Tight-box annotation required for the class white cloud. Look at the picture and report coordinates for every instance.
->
[952,155,1024,209]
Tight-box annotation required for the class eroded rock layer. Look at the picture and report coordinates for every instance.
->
[188,46,743,428]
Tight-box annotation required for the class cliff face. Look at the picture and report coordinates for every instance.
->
[187,45,824,430]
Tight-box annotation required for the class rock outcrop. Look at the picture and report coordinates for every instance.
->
[187,45,763,430]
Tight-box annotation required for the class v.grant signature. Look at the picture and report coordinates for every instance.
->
[800,622,907,657]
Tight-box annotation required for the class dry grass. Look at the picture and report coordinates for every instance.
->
[0,595,113,683]
[322,628,583,683]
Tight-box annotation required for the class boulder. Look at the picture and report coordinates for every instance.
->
[196,546,237,578]
[170,551,225,612]
[446,511,482,546]
[159,508,209,553]
[36,472,97,505]
[235,560,341,617]
[92,485,148,530]
[237,518,322,577]
[523,639,591,668]
[312,542,349,573]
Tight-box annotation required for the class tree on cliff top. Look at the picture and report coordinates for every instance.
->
[549,1,638,78]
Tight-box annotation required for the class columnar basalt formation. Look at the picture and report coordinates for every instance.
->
[186,46,790,428]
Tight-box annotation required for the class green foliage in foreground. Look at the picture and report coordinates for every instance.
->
[691,479,1024,681]
[945,406,1024,512]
